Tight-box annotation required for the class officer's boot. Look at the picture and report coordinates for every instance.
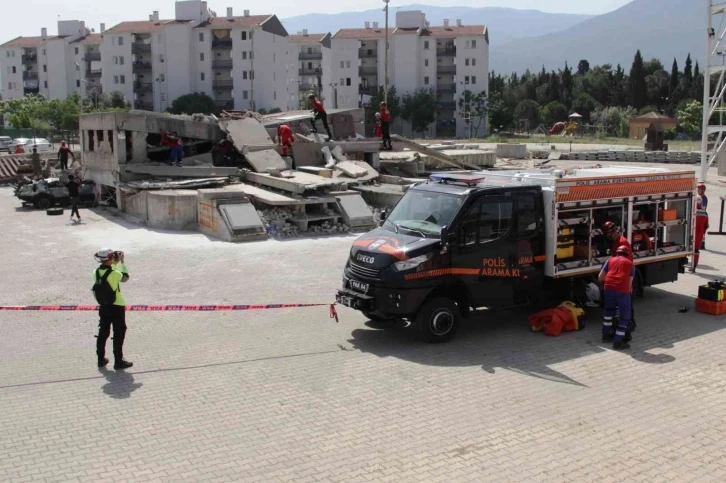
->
[602,316,614,343]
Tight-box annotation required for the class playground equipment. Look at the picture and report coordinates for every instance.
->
[549,121,578,136]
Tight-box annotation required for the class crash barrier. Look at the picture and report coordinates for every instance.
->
[0,303,340,322]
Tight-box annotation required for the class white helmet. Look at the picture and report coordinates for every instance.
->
[585,283,600,304]
[94,248,114,262]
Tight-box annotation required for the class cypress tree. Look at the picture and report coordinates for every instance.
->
[629,50,647,109]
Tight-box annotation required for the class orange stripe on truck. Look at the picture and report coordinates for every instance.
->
[404,268,480,281]
[556,178,695,203]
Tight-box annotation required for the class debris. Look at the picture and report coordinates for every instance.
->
[331,145,348,162]
[322,146,335,168]
[334,161,368,178]
[122,177,230,190]
[298,166,333,178]
[390,135,479,170]
[244,149,287,173]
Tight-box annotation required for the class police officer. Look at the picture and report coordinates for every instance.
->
[94,248,133,369]
[599,245,635,350]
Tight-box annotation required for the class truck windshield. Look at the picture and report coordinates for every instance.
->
[384,190,464,238]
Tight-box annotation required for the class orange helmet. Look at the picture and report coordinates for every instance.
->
[616,245,630,257]
[602,221,616,233]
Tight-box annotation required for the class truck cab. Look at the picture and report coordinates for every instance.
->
[337,173,548,342]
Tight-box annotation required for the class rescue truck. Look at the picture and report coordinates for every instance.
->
[336,166,697,342]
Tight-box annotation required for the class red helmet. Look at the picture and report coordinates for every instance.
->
[602,221,616,233]
[616,245,630,257]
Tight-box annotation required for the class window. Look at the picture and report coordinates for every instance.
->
[465,40,470,49]
[119,75,126,84]
[465,58,469,66]
[460,203,480,246]
[113,75,119,84]
[113,56,118,65]
[108,130,114,152]
[340,61,344,68]
[76,80,81,87]
[43,65,47,72]
[11,66,16,74]
[76,63,80,71]
[346,78,351,86]
[424,40,429,50]
[75,47,79,55]
[424,59,429,67]
[159,54,165,63]
[88,130,95,151]
[424,76,429,85]
[516,195,537,233]
[119,56,124,65]
[159,74,165,82]
[471,76,476,85]
[117,36,124,46]
[241,31,247,41]
[243,71,247,79]
[471,58,476,66]
[201,72,205,81]
[471,40,476,49]
[242,51,247,60]
[478,200,512,241]
[200,53,204,61]
[242,90,248,99]
[97,130,104,142]
[250,70,254,79]
[346,61,351,68]
[250,51,254,59]
[199,32,204,42]
[340,78,344,85]
[464,76,470,85]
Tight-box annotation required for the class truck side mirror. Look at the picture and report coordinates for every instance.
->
[379,210,388,222]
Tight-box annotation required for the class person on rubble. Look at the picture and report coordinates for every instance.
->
[380,101,392,151]
[57,141,75,171]
[30,147,42,178]
[599,245,635,350]
[93,248,133,370]
[309,94,333,140]
[374,112,383,140]
[160,130,184,167]
[692,193,710,273]
[277,124,296,169]
[698,183,709,250]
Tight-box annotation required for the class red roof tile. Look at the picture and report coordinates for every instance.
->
[394,27,420,35]
[287,33,327,44]
[332,28,393,40]
[105,20,176,34]
[1,36,46,48]
[201,15,272,28]
[70,34,103,44]
[422,26,487,37]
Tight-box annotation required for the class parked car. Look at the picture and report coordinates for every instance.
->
[15,177,96,209]
[7,138,30,153]
[0,136,12,151]
[24,138,53,153]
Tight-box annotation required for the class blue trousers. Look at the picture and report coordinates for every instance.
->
[603,290,632,343]
[170,145,184,164]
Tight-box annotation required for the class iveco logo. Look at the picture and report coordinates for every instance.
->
[357,254,375,264]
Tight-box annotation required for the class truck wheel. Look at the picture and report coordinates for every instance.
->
[362,311,398,329]
[417,297,460,343]
[34,195,52,210]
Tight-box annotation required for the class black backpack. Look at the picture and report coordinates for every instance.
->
[92,268,116,306]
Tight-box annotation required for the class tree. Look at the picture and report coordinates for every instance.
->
[456,90,492,136]
[629,50,647,109]
[400,88,437,135]
[571,93,598,123]
[514,99,541,128]
[692,62,703,100]
[682,54,693,93]
[645,69,670,107]
[540,101,569,127]
[369,85,401,120]
[560,62,574,107]
[577,60,590,76]
[670,58,679,96]
[592,106,635,137]
[677,100,702,134]
[169,92,218,115]
[109,91,128,109]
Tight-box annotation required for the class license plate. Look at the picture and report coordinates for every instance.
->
[350,281,369,294]
[339,296,353,307]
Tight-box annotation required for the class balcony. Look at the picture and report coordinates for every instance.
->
[213,80,233,89]
[132,61,152,71]
[437,101,456,110]
[299,52,322,60]
[359,85,377,96]
[86,69,102,77]
[437,65,457,74]
[24,87,40,94]
[212,60,233,69]
[134,101,153,110]
[85,52,101,61]
[131,43,152,54]
[437,46,456,56]
[22,71,38,80]
[359,66,377,76]
[299,68,321,76]
[359,49,378,58]
[299,83,316,91]
[437,83,456,94]
[22,53,37,63]
[212,39,233,49]
[133,82,153,93]
[215,99,234,109]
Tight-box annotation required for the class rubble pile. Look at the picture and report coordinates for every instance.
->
[257,207,350,238]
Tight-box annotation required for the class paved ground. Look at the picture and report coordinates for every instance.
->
[1,166,726,482]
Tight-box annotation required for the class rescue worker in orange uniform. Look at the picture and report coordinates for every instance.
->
[277,124,296,170]
[599,245,636,350]
[697,182,709,250]
[602,221,636,330]
[309,94,332,139]
[380,101,392,150]
[692,193,709,273]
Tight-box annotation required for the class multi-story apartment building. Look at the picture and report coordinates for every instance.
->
[71,33,103,102]
[285,31,328,111]
[102,1,288,112]
[1,20,99,101]
[325,11,489,138]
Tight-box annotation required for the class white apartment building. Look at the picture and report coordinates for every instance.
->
[1,20,101,101]
[285,31,329,111]
[102,1,288,112]
[325,11,489,138]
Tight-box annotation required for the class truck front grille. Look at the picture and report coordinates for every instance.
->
[349,262,381,280]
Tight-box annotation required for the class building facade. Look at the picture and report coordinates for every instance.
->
[325,11,489,138]
[285,31,328,111]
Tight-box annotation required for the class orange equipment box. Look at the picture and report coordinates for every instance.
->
[695,298,726,316]
[658,209,677,221]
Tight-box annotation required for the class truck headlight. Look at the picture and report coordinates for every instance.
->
[392,253,432,272]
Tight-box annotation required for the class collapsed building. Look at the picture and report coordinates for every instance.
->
[78,108,495,242]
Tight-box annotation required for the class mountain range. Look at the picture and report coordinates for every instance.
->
[281,4,593,47]
[282,0,704,75]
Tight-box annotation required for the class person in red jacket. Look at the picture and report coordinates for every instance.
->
[698,183,709,250]
[309,94,332,139]
[692,194,710,273]
[602,220,636,328]
[599,245,636,350]
[277,124,296,169]
[380,101,392,150]
[160,130,184,167]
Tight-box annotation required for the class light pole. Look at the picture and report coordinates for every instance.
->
[383,0,389,104]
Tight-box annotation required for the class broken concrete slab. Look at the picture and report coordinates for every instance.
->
[352,183,407,207]
[331,145,348,162]
[391,135,479,170]
[334,161,379,183]
[121,165,238,178]
[298,166,333,177]
[334,161,368,178]
[242,170,347,194]
[244,149,287,173]
[335,192,376,228]
[222,118,275,148]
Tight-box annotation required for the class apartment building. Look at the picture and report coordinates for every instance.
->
[326,11,489,138]
[1,20,99,101]
[102,1,288,112]
[285,31,329,111]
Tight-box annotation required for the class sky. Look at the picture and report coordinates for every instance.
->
[4,0,633,42]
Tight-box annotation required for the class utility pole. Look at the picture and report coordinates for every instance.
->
[383,0,389,104]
